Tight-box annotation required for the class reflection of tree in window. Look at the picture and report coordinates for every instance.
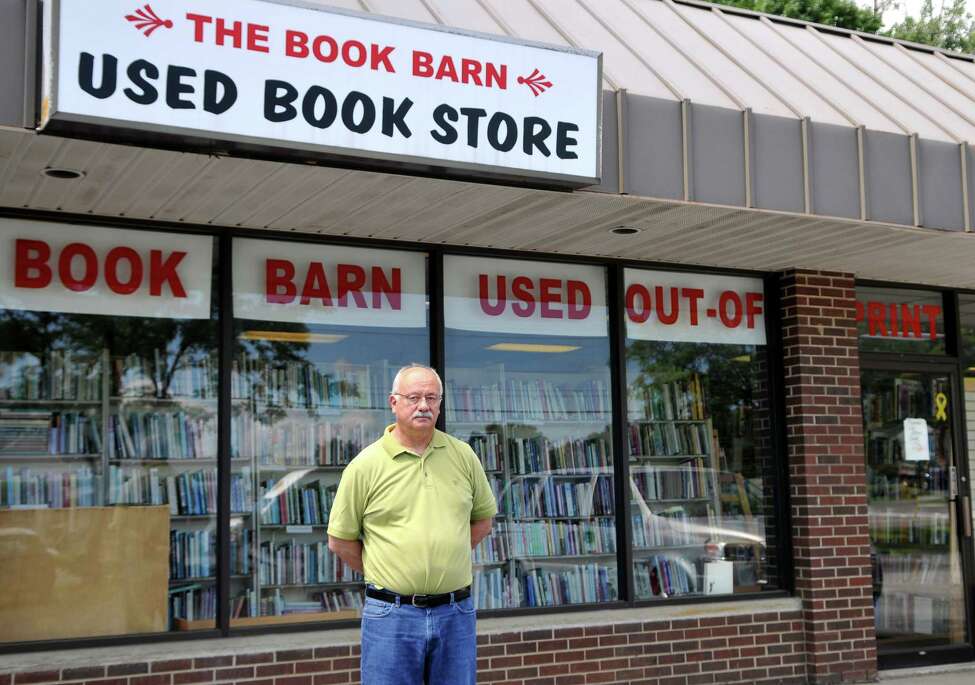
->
[626,341,760,477]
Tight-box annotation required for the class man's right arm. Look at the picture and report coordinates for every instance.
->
[328,535,364,574]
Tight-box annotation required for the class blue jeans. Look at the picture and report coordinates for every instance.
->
[360,592,477,685]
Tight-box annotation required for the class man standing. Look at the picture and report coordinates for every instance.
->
[327,364,497,685]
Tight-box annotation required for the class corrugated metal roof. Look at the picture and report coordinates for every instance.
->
[315,0,975,143]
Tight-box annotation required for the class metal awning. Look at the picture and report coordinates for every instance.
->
[3,0,975,288]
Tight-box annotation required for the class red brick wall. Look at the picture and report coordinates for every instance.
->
[780,270,876,684]
[1,609,806,685]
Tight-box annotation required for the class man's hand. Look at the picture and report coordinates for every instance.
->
[328,535,364,573]
[470,517,493,549]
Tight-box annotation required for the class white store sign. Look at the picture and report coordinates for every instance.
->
[233,238,426,327]
[444,255,607,337]
[624,269,766,345]
[42,0,602,185]
[0,219,212,319]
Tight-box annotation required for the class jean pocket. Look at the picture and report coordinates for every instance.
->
[452,596,477,615]
[362,598,393,618]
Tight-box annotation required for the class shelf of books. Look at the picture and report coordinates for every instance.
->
[449,363,618,609]
[626,374,725,600]
[227,354,386,622]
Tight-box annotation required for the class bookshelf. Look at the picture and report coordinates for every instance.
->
[625,373,725,599]
[448,355,618,610]
[228,352,384,622]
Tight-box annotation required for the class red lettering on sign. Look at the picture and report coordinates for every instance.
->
[285,30,309,58]
[867,301,887,336]
[478,274,506,316]
[14,239,52,288]
[186,13,212,43]
[299,262,332,306]
[267,260,402,310]
[247,23,269,53]
[625,284,651,324]
[266,258,297,304]
[413,51,433,78]
[901,304,921,338]
[681,288,704,326]
[566,280,591,320]
[412,51,506,89]
[745,292,764,328]
[923,305,941,340]
[12,239,188,298]
[538,278,562,319]
[342,40,367,68]
[718,290,742,328]
[372,266,401,310]
[215,18,243,49]
[655,286,679,325]
[104,246,143,295]
[336,264,367,308]
[478,274,591,320]
[149,250,187,297]
[856,299,941,340]
[511,276,535,318]
[58,243,98,292]
[313,35,339,63]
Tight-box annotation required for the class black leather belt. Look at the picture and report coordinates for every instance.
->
[365,585,471,608]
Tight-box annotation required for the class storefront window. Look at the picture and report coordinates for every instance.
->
[444,256,616,609]
[856,286,946,355]
[623,269,776,599]
[231,239,427,623]
[0,220,217,640]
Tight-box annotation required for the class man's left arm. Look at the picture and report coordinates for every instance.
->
[471,517,493,548]
[467,445,499,549]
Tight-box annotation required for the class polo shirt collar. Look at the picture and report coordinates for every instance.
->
[381,424,447,459]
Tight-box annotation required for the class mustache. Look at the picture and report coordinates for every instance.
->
[413,410,434,418]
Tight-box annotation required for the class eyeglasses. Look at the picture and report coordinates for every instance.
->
[391,393,443,406]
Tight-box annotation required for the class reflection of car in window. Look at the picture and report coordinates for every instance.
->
[496,466,766,598]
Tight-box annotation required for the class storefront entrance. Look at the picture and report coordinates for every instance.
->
[862,365,974,668]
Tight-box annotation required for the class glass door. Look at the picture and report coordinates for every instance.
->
[862,367,971,660]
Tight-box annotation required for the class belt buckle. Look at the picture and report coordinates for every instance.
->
[412,594,430,608]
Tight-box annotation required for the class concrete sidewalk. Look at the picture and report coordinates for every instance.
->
[879,663,975,684]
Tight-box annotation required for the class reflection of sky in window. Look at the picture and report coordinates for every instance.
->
[445,329,610,375]
[236,320,429,389]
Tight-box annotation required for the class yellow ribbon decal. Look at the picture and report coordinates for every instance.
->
[935,392,948,421]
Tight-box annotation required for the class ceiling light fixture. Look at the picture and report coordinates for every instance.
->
[41,167,85,180]
[487,343,581,353]
[609,225,641,235]
[239,330,348,344]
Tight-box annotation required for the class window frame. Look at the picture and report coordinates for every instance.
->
[0,208,791,653]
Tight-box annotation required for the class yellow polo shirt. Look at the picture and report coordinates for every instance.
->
[327,425,498,595]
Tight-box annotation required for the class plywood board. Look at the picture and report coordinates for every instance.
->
[0,506,169,641]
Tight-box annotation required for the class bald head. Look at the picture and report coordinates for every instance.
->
[391,364,443,396]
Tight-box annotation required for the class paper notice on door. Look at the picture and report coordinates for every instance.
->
[903,418,930,461]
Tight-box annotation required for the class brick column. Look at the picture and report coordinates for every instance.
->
[780,270,876,684]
